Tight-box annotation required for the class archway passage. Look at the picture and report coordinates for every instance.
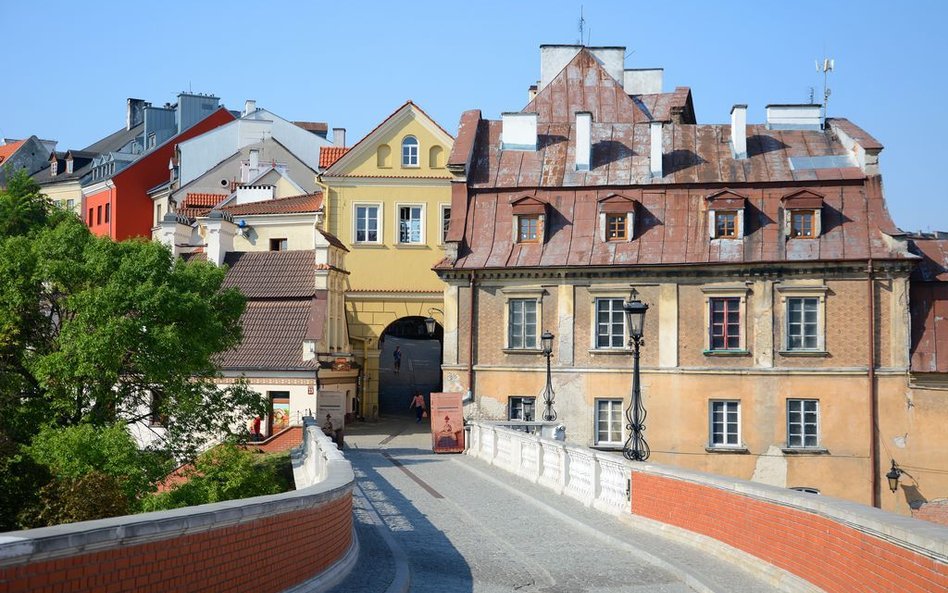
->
[378,316,443,416]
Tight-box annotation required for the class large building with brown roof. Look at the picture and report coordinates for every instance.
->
[436,44,947,516]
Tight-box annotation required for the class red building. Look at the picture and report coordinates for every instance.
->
[83,107,235,241]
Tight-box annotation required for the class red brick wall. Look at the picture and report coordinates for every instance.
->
[0,495,351,593]
[631,472,948,593]
[244,426,304,453]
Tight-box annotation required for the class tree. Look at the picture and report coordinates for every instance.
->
[0,170,267,527]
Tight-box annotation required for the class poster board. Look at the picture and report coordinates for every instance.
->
[317,390,346,432]
[430,392,465,453]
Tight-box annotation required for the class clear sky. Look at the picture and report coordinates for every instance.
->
[2,0,945,232]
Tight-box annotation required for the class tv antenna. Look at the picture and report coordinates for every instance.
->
[816,57,834,123]
[577,6,590,45]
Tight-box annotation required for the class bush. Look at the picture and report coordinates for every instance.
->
[18,471,129,528]
[0,432,51,531]
[27,423,171,512]
[144,444,289,511]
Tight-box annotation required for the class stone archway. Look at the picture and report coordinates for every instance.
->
[377,316,443,416]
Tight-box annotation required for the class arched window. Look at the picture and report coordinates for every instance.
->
[402,136,419,167]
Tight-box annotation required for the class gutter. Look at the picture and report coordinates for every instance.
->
[867,258,880,508]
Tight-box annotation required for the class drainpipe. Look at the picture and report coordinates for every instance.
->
[868,258,880,508]
[467,271,476,402]
[314,173,330,229]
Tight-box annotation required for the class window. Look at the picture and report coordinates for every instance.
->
[96,205,102,225]
[710,297,741,350]
[595,399,624,446]
[787,399,819,448]
[440,205,451,243]
[398,205,423,244]
[401,136,419,167]
[508,397,536,421]
[354,204,381,243]
[270,238,288,251]
[787,297,819,350]
[88,208,93,225]
[518,215,539,243]
[709,400,740,448]
[66,199,75,211]
[147,133,157,149]
[507,298,538,349]
[595,298,626,349]
[104,203,110,223]
[790,210,815,238]
[156,204,163,225]
[715,211,737,238]
[606,214,627,241]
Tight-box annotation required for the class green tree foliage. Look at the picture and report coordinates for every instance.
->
[18,471,130,529]
[143,444,289,511]
[0,170,268,528]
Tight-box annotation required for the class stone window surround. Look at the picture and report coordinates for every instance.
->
[707,399,747,453]
[776,284,829,355]
[586,285,636,353]
[594,398,625,448]
[701,284,751,355]
[501,286,545,352]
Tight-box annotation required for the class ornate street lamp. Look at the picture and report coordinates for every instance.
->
[425,308,444,337]
[623,289,649,461]
[540,330,556,421]
[886,460,903,493]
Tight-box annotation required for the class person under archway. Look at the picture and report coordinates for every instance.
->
[410,393,426,423]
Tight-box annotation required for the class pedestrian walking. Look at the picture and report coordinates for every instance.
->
[410,393,427,423]
[393,345,402,374]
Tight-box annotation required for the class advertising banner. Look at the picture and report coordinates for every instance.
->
[317,390,346,433]
[430,392,464,453]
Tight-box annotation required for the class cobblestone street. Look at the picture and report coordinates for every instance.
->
[329,416,782,593]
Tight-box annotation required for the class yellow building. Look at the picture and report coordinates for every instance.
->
[319,101,454,417]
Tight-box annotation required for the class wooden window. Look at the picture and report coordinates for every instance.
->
[787,297,819,350]
[441,205,451,243]
[710,297,741,350]
[715,211,737,238]
[508,396,536,421]
[790,210,815,238]
[507,298,538,349]
[596,399,624,446]
[269,238,288,251]
[710,400,741,448]
[595,298,626,348]
[606,214,627,241]
[787,399,819,448]
[518,215,539,243]
[354,204,381,243]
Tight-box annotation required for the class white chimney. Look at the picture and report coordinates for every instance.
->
[623,69,664,95]
[204,211,237,266]
[730,104,747,160]
[157,213,192,258]
[501,112,538,151]
[650,121,664,178]
[332,128,346,148]
[243,99,257,116]
[575,111,592,171]
[765,104,821,130]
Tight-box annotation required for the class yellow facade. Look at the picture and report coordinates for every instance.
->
[320,102,453,416]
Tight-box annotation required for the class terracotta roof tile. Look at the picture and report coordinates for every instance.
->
[216,299,324,371]
[220,193,322,216]
[319,146,349,168]
[185,192,227,207]
[221,250,316,298]
[0,140,26,164]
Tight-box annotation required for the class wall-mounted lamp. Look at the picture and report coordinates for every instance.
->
[425,308,444,337]
[886,460,903,493]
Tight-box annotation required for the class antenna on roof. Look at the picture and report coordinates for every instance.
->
[577,5,587,45]
[816,57,834,125]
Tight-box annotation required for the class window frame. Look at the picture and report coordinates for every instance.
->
[508,396,536,421]
[786,398,820,449]
[593,297,627,350]
[352,202,383,245]
[777,285,828,355]
[517,214,540,243]
[701,285,750,355]
[708,400,742,450]
[714,210,738,239]
[269,238,288,252]
[440,203,451,244]
[594,398,625,447]
[401,135,419,168]
[789,209,816,238]
[605,213,628,241]
[395,202,425,245]
[501,287,545,352]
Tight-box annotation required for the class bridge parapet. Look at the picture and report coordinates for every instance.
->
[467,420,948,593]
[0,419,356,593]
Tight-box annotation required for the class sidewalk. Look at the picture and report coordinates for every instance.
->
[329,416,786,593]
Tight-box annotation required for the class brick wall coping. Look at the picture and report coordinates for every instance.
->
[629,461,948,563]
[0,422,354,568]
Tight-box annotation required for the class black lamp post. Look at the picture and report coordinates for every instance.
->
[622,289,649,461]
[540,330,556,421]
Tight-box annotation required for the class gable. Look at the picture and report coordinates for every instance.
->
[324,102,453,178]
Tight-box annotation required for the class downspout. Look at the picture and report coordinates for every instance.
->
[314,172,330,230]
[868,258,880,508]
[467,271,476,402]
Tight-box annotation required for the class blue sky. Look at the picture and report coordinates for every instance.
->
[3,0,945,232]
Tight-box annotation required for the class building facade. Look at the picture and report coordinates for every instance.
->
[319,101,454,417]
[437,45,947,515]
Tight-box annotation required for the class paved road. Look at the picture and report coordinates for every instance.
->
[328,416,785,593]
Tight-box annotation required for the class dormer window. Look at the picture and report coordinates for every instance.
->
[706,189,748,240]
[782,190,824,239]
[65,156,73,174]
[49,157,58,177]
[511,196,547,244]
[597,193,637,243]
